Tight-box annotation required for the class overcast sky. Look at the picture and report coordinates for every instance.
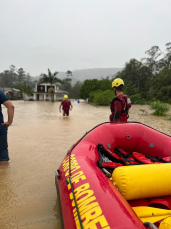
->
[0,0,170,76]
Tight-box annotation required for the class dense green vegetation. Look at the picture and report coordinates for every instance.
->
[79,78,113,105]
[0,66,81,100]
[0,42,171,105]
[79,42,171,106]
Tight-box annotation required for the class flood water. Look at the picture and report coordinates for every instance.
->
[1,101,171,229]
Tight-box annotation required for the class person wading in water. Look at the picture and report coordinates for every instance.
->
[59,95,73,116]
[109,78,131,122]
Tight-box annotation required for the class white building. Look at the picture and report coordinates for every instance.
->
[24,83,68,101]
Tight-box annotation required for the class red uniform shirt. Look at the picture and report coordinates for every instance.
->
[61,100,71,111]
[110,94,131,122]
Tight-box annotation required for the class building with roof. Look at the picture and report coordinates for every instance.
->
[0,88,21,100]
[24,83,68,101]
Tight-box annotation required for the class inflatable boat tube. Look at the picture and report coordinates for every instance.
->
[55,122,171,229]
[112,163,171,200]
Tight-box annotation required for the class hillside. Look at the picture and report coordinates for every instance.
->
[32,68,122,84]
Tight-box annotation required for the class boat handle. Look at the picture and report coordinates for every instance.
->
[143,222,158,229]
[126,135,131,139]
[55,169,61,179]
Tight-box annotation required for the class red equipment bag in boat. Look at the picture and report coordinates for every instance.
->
[97,144,124,163]
[132,152,171,164]
[98,161,123,169]
[132,152,161,164]
[157,156,171,163]
[97,144,124,174]
[114,148,140,165]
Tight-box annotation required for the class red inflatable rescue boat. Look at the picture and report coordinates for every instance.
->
[55,122,171,229]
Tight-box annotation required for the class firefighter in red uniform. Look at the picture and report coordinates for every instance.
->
[59,95,73,116]
[110,78,131,122]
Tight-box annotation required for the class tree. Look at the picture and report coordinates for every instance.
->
[66,70,72,77]
[114,59,152,99]
[149,43,171,103]
[89,90,102,103]
[93,90,114,106]
[0,65,18,88]
[158,42,171,70]
[98,79,111,91]
[152,68,171,103]
[124,81,138,96]
[25,73,34,87]
[69,81,82,99]
[141,46,162,73]
[79,78,113,100]
[39,69,62,102]
[16,68,26,84]
[0,71,14,88]
[15,83,34,101]
[0,65,35,90]
[79,79,99,99]
[137,65,152,96]
[60,78,72,92]
[59,71,73,95]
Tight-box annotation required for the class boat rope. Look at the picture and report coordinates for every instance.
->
[68,149,83,229]
[67,122,107,229]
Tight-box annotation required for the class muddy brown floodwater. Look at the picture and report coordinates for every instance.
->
[1,101,171,229]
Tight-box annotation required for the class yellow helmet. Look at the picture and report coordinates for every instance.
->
[112,78,124,88]
[64,95,68,99]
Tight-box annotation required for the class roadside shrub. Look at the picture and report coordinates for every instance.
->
[93,90,114,106]
[149,101,170,116]
[89,90,102,102]
[139,109,148,116]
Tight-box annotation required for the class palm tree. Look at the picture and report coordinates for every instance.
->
[39,69,62,102]
[15,83,34,101]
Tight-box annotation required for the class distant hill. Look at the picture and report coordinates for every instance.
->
[31,68,122,85]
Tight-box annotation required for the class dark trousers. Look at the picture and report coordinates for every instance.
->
[0,125,9,161]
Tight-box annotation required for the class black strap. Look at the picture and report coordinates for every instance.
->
[145,155,159,162]
[121,110,128,114]
[123,159,137,162]
[157,156,170,163]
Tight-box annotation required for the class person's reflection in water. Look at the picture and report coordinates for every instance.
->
[0,163,14,227]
